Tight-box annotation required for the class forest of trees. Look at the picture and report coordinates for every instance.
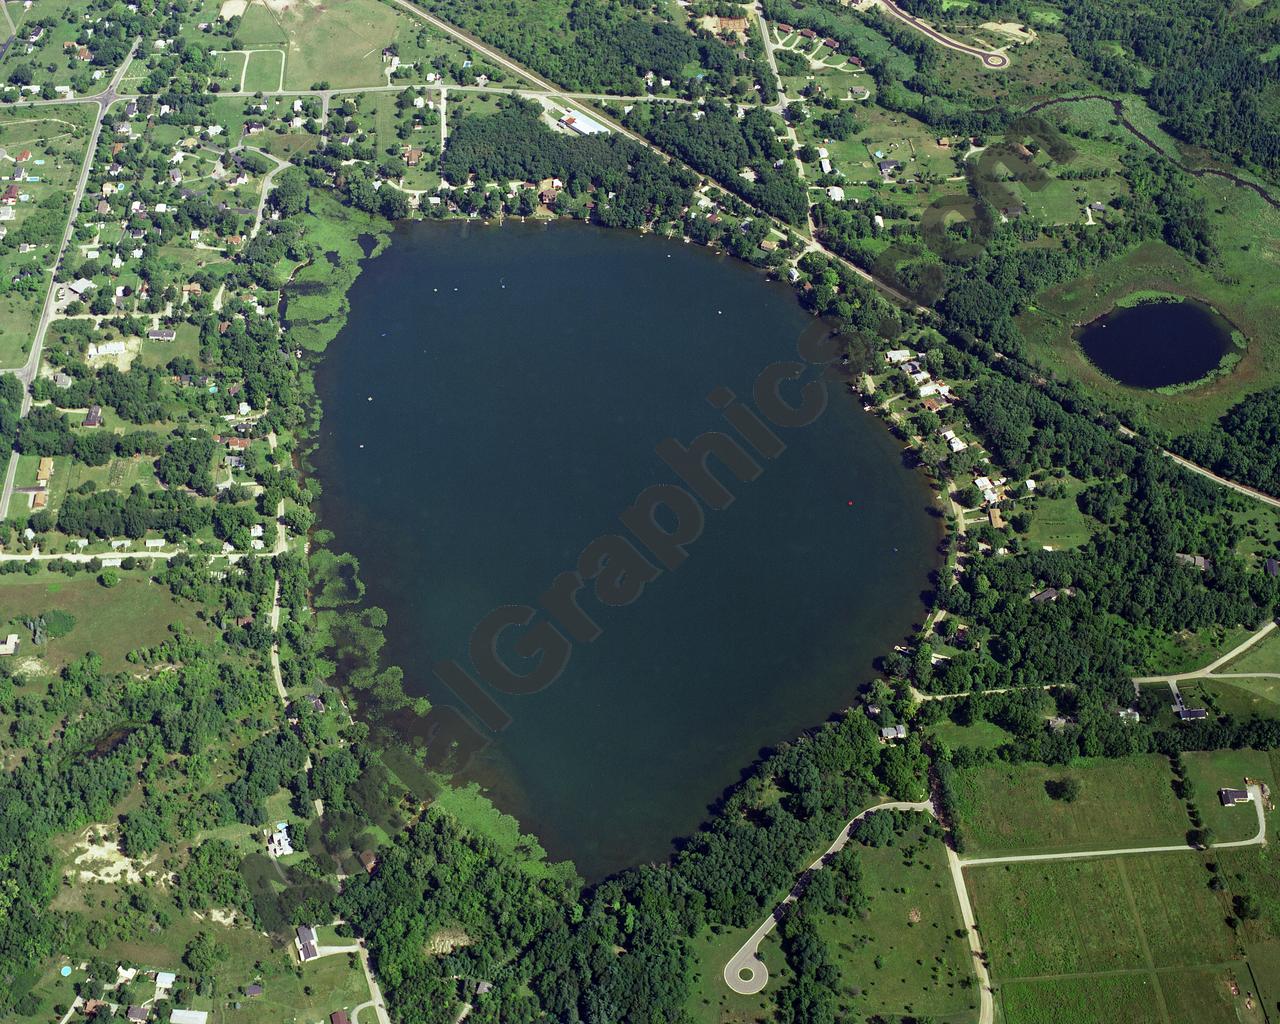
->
[1057,0,1280,181]
[418,0,747,94]
[1175,386,1280,498]
[435,98,697,229]
[633,102,810,223]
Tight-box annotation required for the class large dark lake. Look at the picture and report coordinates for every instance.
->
[312,220,941,879]
[1075,298,1235,389]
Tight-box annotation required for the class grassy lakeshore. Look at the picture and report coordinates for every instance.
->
[1017,166,1280,437]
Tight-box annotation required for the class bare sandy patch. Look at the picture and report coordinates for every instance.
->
[219,0,248,17]
[12,655,45,678]
[68,829,149,885]
[980,21,1036,43]
[426,928,472,955]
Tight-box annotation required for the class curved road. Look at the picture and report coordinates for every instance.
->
[874,0,1009,68]
[723,800,934,995]
[1133,619,1277,685]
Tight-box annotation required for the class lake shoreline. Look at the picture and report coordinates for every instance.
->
[307,216,946,878]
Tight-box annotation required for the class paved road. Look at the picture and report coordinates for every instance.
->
[0,39,140,519]
[1133,620,1277,685]
[960,784,1268,867]
[352,940,392,1024]
[873,0,1009,68]
[1163,450,1280,511]
[723,800,934,995]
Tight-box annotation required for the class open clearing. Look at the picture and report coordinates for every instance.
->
[1182,748,1277,844]
[244,49,286,92]
[0,573,210,672]
[971,852,1256,1024]
[951,755,1190,856]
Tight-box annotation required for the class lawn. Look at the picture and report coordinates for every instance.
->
[1020,475,1096,551]
[0,572,211,672]
[1183,678,1280,722]
[686,923,777,1024]
[244,48,286,92]
[951,755,1191,857]
[930,717,1015,751]
[1182,748,1275,844]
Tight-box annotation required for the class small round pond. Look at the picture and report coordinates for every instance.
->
[1075,298,1237,389]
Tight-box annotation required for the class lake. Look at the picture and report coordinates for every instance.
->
[1075,298,1235,389]
[312,220,942,879]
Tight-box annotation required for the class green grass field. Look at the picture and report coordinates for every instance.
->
[968,858,1147,976]
[952,756,1191,857]
[1020,476,1097,550]
[244,48,285,92]
[930,718,1015,750]
[0,573,210,672]
[997,974,1165,1024]
[1224,628,1280,674]
[972,851,1252,1024]
[277,0,401,89]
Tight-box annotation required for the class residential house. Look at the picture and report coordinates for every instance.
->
[84,405,103,427]
[1219,788,1251,806]
[880,724,907,742]
[148,329,176,341]
[266,821,293,857]
[296,925,319,961]
[0,634,19,656]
